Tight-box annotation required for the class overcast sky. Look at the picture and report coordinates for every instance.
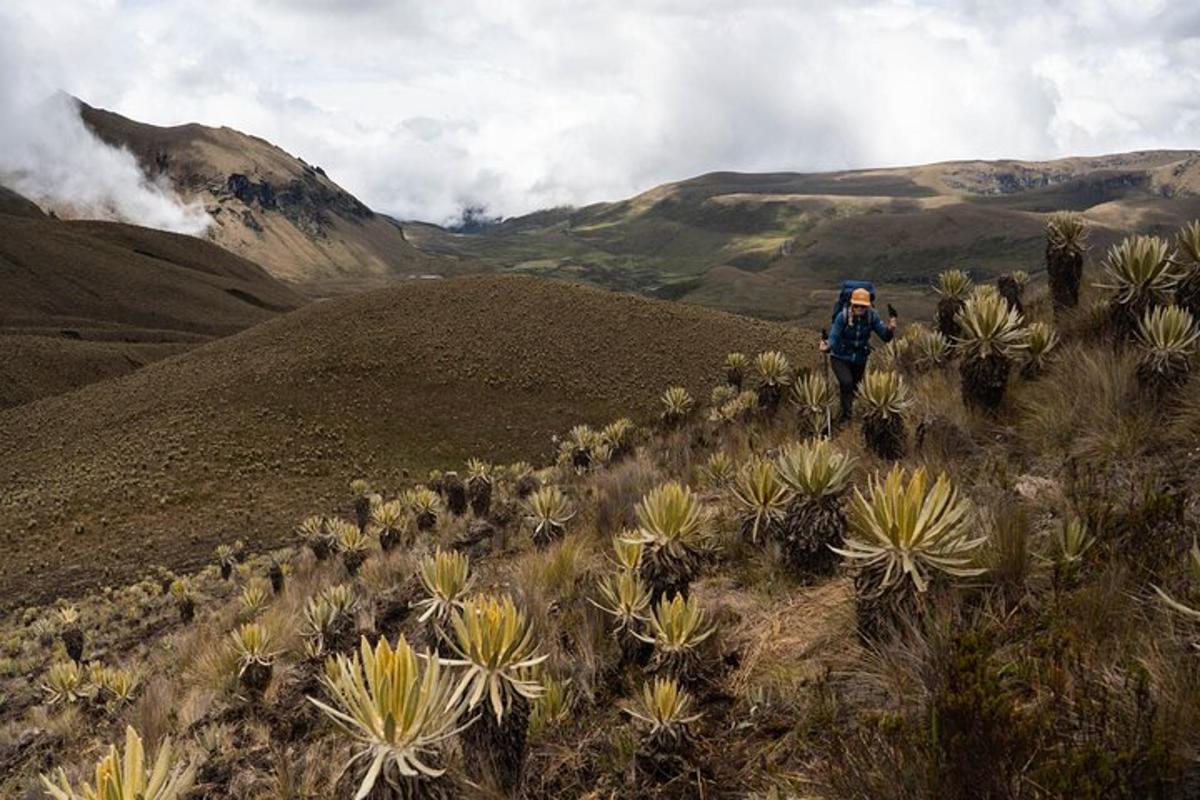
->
[3,0,1200,224]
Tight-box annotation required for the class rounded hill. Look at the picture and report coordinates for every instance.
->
[0,275,814,605]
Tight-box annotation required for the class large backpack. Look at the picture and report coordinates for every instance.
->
[831,279,876,323]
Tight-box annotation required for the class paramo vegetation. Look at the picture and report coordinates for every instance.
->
[4,216,1200,798]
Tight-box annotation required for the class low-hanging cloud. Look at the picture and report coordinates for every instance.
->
[2,0,1199,227]
[0,94,210,235]
[0,19,209,235]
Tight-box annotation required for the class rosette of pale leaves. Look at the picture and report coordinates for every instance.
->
[856,370,913,420]
[627,482,707,565]
[42,661,89,705]
[415,550,474,625]
[790,372,837,433]
[309,636,472,798]
[229,623,278,676]
[833,466,985,594]
[526,485,574,545]
[445,595,547,721]
[1098,234,1181,307]
[954,291,1028,361]
[660,386,695,424]
[910,327,950,370]
[41,726,195,800]
[611,534,644,572]
[934,269,973,298]
[1136,305,1199,379]
[1046,211,1087,252]
[774,439,855,500]
[700,451,737,489]
[754,350,792,386]
[592,569,653,634]
[623,677,702,752]
[634,593,716,676]
[730,458,792,543]
[1023,321,1061,373]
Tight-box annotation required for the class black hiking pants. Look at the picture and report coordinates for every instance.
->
[830,357,866,422]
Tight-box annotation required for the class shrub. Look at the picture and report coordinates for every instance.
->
[42,660,89,705]
[303,584,358,656]
[1135,304,1198,395]
[753,351,792,415]
[593,568,653,638]
[298,515,335,560]
[775,439,856,576]
[627,482,708,599]
[229,622,278,696]
[1099,234,1181,341]
[40,726,195,800]
[446,594,546,792]
[934,268,973,339]
[700,451,737,489]
[634,593,715,682]
[370,499,407,552]
[955,291,1026,411]
[1046,210,1087,311]
[660,386,695,427]
[857,370,912,459]
[723,352,749,389]
[310,636,470,798]
[834,466,984,638]
[611,534,644,572]
[415,549,474,626]
[623,677,701,755]
[526,485,574,548]
[404,487,442,531]
[1175,220,1200,318]
[730,457,792,544]
[1022,321,1061,377]
[791,372,837,437]
[239,579,271,618]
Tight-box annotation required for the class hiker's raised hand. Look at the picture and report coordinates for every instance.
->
[886,317,897,332]
[818,340,829,353]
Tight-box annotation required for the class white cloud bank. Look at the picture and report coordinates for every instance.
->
[2,0,1199,227]
[0,16,210,234]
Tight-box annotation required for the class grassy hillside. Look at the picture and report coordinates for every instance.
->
[0,276,814,606]
[0,336,189,409]
[0,213,304,338]
[2,245,1199,798]
[0,205,307,407]
[407,150,1200,326]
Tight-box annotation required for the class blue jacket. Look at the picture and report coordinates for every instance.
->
[828,308,893,365]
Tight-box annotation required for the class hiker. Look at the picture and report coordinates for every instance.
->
[819,286,896,423]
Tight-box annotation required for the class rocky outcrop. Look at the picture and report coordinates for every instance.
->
[221,171,372,237]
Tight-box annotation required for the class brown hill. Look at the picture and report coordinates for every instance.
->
[408,150,1200,325]
[78,101,469,285]
[0,336,189,409]
[0,186,45,218]
[0,208,306,406]
[0,214,305,338]
[0,275,813,606]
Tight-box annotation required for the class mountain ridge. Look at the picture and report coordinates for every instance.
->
[75,100,471,285]
[405,148,1200,325]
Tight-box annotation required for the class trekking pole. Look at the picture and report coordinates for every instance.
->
[820,327,833,439]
